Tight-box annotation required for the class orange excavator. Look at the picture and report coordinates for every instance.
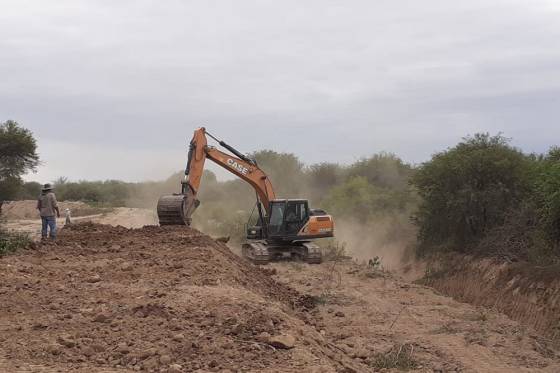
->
[157,127,334,264]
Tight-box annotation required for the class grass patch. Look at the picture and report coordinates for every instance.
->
[310,294,330,306]
[0,229,32,256]
[431,322,460,335]
[370,343,418,371]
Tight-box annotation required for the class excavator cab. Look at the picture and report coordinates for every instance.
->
[247,199,333,241]
[267,200,309,239]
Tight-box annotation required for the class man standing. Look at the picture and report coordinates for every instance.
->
[37,183,60,240]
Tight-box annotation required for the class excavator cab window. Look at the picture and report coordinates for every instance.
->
[285,200,309,234]
[267,200,309,238]
[268,202,285,235]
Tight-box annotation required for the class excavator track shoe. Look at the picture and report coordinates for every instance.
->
[301,242,323,264]
[242,242,270,265]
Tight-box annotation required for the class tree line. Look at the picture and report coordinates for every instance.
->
[1,120,559,263]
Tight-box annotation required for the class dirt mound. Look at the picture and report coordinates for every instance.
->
[0,223,358,372]
[1,200,110,220]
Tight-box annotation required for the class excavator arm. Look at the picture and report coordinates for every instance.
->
[157,127,275,225]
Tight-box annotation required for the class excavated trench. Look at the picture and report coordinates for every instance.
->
[422,256,560,347]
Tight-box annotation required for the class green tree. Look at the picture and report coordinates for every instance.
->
[323,176,412,220]
[251,150,304,198]
[19,181,42,199]
[304,162,343,204]
[412,133,532,254]
[533,147,560,247]
[0,120,39,202]
[348,152,413,190]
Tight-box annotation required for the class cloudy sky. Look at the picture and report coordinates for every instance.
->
[1,0,559,182]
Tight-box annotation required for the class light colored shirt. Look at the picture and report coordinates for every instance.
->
[37,192,58,217]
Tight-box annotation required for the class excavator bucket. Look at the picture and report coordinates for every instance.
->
[157,190,200,226]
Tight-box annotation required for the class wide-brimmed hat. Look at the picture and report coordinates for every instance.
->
[42,183,53,192]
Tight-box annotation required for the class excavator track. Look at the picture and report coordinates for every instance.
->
[301,242,323,264]
[157,194,187,226]
[242,242,270,265]
[241,241,322,265]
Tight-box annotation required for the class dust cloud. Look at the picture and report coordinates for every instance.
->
[333,215,416,271]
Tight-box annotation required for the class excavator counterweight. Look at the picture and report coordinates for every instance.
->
[156,127,334,264]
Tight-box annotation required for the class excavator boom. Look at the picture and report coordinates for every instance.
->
[157,127,275,225]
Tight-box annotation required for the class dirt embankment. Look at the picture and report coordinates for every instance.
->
[0,223,361,373]
[422,257,560,347]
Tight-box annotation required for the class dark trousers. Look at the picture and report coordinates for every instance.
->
[41,216,57,239]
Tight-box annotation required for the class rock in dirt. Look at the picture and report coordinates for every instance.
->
[92,311,112,323]
[86,274,102,283]
[138,347,157,359]
[267,334,296,349]
[256,331,271,343]
[168,363,183,373]
[335,311,345,317]
[46,344,62,355]
[208,359,219,368]
[172,333,185,342]
[350,348,369,359]
[95,357,106,365]
[120,262,133,271]
[57,334,76,348]
[117,342,130,354]
[32,321,48,330]
[91,343,105,353]
[82,346,95,357]
[142,357,159,371]
[160,354,172,365]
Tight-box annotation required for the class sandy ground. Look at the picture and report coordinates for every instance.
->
[1,207,559,372]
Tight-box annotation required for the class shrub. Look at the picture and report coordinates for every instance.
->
[412,133,532,255]
[533,147,560,248]
[0,229,31,255]
[347,152,413,190]
[322,176,413,220]
[370,343,418,370]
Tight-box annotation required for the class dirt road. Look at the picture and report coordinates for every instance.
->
[1,207,559,372]
[272,261,560,372]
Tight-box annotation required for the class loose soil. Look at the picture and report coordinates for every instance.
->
[1,208,559,372]
[0,223,359,372]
